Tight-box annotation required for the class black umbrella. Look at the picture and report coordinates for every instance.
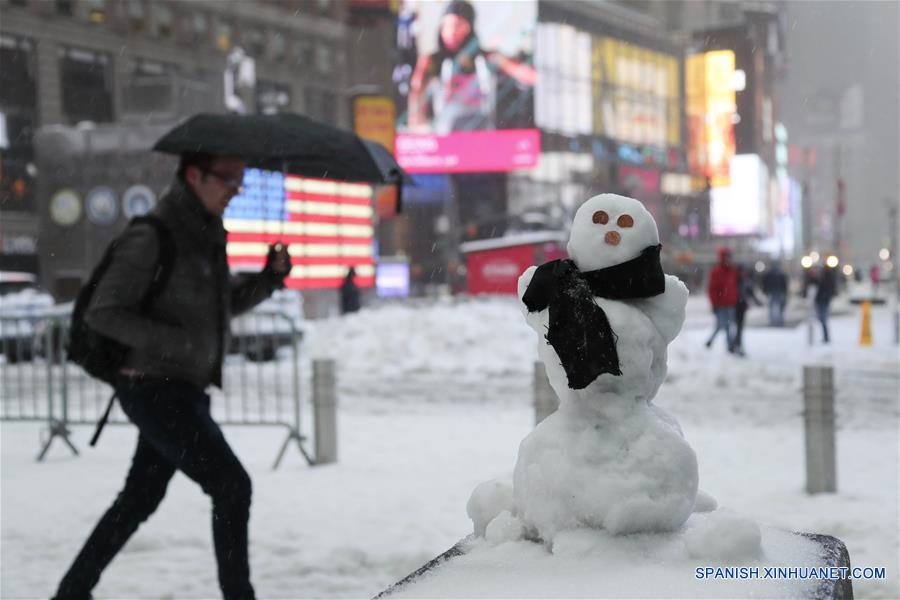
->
[153,112,412,186]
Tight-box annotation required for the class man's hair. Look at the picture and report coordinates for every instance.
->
[177,152,216,182]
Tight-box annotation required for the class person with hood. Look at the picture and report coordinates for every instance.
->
[53,153,291,600]
[762,262,789,326]
[733,263,764,356]
[705,247,740,352]
[339,266,362,314]
[805,264,838,343]
[406,0,536,134]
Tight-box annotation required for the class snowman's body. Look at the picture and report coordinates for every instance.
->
[511,194,698,541]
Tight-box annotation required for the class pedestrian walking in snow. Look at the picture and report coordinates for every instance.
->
[804,264,838,344]
[762,262,789,326]
[53,153,291,600]
[733,264,764,356]
[339,266,362,314]
[705,247,740,353]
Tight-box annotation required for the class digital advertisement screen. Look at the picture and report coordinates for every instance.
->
[376,262,411,297]
[224,169,375,289]
[686,50,736,188]
[393,0,539,173]
[590,36,680,148]
[535,22,592,137]
[710,154,767,236]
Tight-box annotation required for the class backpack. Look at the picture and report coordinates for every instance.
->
[67,215,175,445]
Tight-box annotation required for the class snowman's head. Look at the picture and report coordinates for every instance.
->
[567,194,659,271]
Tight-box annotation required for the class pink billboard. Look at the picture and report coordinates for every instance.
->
[393,0,539,173]
[396,129,539,173]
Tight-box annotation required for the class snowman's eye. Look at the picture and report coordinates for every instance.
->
[617,214,634,228]
[592,211,609,225]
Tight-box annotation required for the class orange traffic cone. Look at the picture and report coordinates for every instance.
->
[859,300,873,346]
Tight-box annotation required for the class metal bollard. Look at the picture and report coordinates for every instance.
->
[534,362,559,425]
[312,359,338,465]
[803,366,836,493]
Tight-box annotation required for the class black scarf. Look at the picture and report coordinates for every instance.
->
[522,245,666,390]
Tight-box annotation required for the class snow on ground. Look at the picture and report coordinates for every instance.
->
[2,295,898,598]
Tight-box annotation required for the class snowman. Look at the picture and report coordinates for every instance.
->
[469,194,703,544]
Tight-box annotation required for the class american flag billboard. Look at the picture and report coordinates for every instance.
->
[224,169,375,289]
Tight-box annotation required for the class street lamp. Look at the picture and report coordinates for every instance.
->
[842,265,854,276]
[801,255,814,269]
[826,255,839,268]
[879,248,890,261]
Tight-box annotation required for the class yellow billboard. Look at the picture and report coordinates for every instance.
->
[591,37,680,148]
[353,95,397,154]
[686,50,736,188]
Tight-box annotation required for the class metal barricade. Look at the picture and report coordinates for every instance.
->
[0,309,313,468]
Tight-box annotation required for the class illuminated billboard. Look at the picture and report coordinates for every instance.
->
[590,37,680,148]
[535,23,592,136]
[710,154,767,236]
[686,50,736,187]
[393,0,539,173]
[225,169,375,289]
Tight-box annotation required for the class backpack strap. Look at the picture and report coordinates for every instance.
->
[89,391,117,447]
[130,215,176,309]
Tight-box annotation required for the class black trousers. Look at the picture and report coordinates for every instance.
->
[734,301,748,349]
[54,378,255,600]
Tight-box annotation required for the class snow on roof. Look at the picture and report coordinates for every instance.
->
[459,231,568,254]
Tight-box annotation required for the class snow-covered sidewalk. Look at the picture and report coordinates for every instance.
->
[2,298,898,599]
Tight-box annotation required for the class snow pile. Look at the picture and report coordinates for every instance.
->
[304,297,534,378]
[684,511,762,561]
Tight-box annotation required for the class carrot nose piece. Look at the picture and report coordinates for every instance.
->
[604,231,621,246]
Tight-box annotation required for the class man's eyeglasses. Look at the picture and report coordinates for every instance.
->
[201,169,244,193]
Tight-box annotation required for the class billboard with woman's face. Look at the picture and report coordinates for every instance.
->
[393,0,539,173]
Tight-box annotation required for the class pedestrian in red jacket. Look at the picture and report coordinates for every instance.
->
[705,247,740,352]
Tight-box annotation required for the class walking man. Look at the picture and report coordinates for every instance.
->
[762,262,789,326]
[805,264,838,343]
[53,153,291,600]
[705,247,740,353]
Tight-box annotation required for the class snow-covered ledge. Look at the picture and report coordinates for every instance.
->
[376,529,853,599]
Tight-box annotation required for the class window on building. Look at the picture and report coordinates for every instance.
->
[295,39,314,67]
[121,59,174,117]
[320,90,337,124]
[192,12,207,35]
[257,81,291,115]
[315,43,332,73]
[55,0,74,16]
[86,0,106,24]
[242,28,266,58]
[216,20,233,52]
[178,70,213,116]
[0,35,37,212]
[269,31,286,62]
[58,46,113,124]
[124,0,146,33]
[154,3,173,38]
[0,35,36,109]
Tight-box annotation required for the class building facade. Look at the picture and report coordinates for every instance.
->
[0,0,352,290]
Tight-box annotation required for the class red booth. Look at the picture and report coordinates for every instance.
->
[460,232,568,295]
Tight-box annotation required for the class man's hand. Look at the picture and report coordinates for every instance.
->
[265,243,292,287]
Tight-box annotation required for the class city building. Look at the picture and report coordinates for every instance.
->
[1,0,352,296]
